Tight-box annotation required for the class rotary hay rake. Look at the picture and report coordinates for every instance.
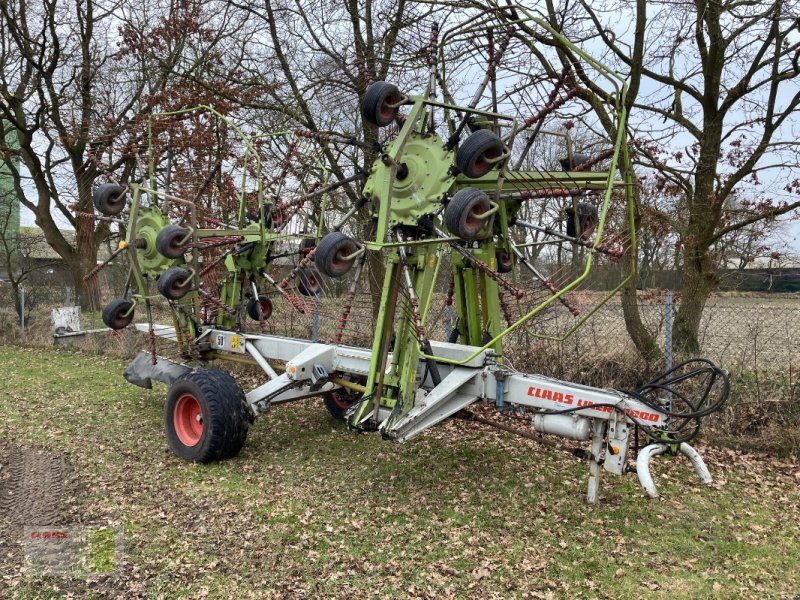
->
[86,9,729,503]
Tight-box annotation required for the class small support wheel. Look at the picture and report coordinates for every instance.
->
[102,299,134,330]
[165,369,251,462]
[297,267,322,297]
[157,266,193,300]
[314,232,359,278]
[362,81,402,127]
[496,249,513,273]
[444,188,494,241]
[565,202,598,239]
[323,387,364,421]
[456,130,505,178]
[155,224,191,259]
[93,183,127,216]
[246,295,273,321]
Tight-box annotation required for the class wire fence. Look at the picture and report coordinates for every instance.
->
[1,280,797,404]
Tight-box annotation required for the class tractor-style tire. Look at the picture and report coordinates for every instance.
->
[246,295,273,321]
[444,188,494,241]
[102,299,134,330]
[93,183,127,216]
[164,369,251,462]
[456,130,505,178]
[496,249,513,273]
[565,202,598,239]
[157,266,193,300]
[323,386,364,421]
[362,81,402,127]
[155,224,191,259]
[297,267,322,297]
[314,232,359,278]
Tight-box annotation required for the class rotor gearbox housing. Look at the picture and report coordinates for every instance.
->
[362,131,456,228]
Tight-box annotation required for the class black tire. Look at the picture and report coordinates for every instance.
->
[444,188,494,241]
[102,299,134,330]
[164,369,251,462]
[157,266,193,300]
[565,202,598,239]
[559,153,591,171]
[314,232,359,278]
[323,387,364,421]
[297,267,322,296]
[496,249,513,273]
[362,81,402,127]
[246,295,273,321]
[456,129,505,178]
[93,183,127,216]
[155,224,191,259]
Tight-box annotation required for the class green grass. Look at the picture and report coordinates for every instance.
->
[1,344,799,598]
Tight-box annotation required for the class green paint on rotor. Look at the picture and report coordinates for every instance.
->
[363,131,455,228]
[135,206,173,276]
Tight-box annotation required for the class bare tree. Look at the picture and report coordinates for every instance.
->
[0,0,247,308]
[545,0,800,352]
[0,195,56,319]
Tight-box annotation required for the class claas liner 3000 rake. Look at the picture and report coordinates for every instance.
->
[88,10,728,503]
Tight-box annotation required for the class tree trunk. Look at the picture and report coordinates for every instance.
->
[673,241,716,353]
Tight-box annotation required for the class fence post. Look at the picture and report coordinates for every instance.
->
[665,289,673,411]
[20,286,25,335]
[312,295,319,342]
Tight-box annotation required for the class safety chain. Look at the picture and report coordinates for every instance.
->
[271,181,321,230]
[451,244,524,299]
[198,288,237,316]
[487,26,515,82]
[189,235,244,250]
[518,187,586,200]
[173,303,204,360]
[524,88,579,128]
[277,247,317,291]
[540,278,580,317]
[497,289,516,327]
[573,147,616,172]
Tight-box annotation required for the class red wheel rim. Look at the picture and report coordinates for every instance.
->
[259,298,272,319]
[465,203,486,233]
[174,394,203,446]
[331,393,354,410]
[379,94,399,120]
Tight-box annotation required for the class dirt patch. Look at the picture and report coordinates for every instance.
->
[0,441,77,533]
[0,440,81,587]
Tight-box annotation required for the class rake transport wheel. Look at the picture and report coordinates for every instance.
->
[165,369,251,462]
[565,202,599,239]
[445,187,494,241]
[323,387,364,421]
[93,183,127,216]
[456,129,505,178]
[102,299,134,330]
[157,266,193,300]
[314,232,359,278]
[297,267,322,297]
[155,224,191,259]
[362,81,402,127]
[496,249,513,273]
[246,295,273,321]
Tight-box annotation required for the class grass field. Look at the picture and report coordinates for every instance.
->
[1,344,799,599]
